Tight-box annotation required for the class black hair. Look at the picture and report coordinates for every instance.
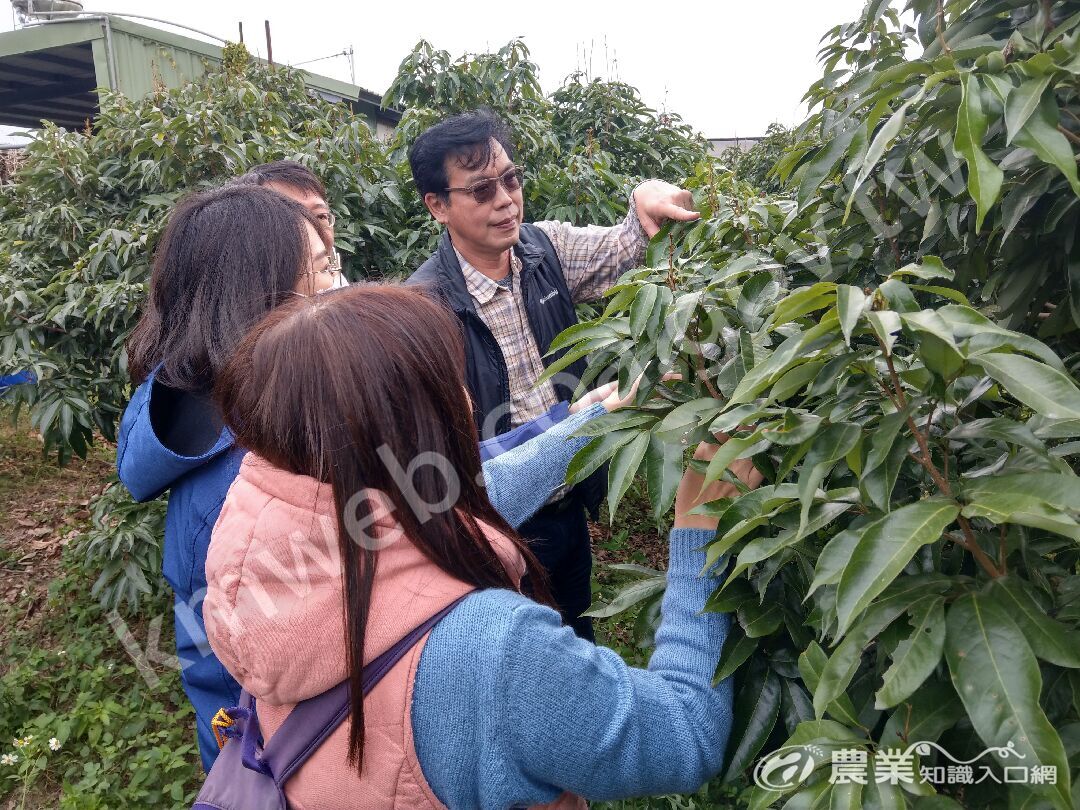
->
[127,184,327,391]
[407,108,515,200]
[234,159,327,201]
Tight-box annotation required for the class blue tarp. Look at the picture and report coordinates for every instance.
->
[0,370,35,393]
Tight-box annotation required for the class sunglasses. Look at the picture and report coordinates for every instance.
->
[445,167,524,204]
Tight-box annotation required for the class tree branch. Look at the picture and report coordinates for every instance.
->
[936,0,953,56]
[957,514,1003,579]
[1058,124,1080,147]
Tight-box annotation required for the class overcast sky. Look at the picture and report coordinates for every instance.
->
[2,0,869,137]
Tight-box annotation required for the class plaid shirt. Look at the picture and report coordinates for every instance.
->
[455,193,648,428]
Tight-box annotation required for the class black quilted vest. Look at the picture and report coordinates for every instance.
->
[406,224,603,514]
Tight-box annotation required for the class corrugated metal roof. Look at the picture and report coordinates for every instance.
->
[0,16,400,130]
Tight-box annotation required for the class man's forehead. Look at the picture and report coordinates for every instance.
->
[265,182,327,211]
[450,139,512,179]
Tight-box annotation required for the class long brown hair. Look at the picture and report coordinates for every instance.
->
[214,285,551,772]
[127,185,330,391]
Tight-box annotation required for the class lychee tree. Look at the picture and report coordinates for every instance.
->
[554,2,1080,806]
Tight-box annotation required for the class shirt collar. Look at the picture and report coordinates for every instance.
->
[455,246,519,305]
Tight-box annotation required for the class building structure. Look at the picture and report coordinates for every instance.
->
[707,136,763,157]
[0,13,400,135]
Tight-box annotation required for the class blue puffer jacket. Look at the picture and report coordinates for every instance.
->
[115,370,589,771]
[116,374,244,772]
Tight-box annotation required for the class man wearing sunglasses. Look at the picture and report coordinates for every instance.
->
[406,108,699,641]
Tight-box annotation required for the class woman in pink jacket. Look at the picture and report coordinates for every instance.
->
[204,285,758,809]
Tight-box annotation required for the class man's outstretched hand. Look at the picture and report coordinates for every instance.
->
[634,179,700,238]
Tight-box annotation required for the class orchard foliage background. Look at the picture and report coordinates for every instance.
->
[557,2,1080,808]
[3,1,1080,807]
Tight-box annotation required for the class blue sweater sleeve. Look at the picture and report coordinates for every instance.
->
[479,401,571,462]
[480,402,605,529]
[412,528,733,808]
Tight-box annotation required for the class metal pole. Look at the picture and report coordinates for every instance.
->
[348,44,355,85]
[264,20,272,66]
[238,21,243,43]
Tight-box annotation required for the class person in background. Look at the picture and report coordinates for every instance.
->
[203,284,760,809]
[116,184,637,771]
[406,108,700,639]
[233,159,349,290]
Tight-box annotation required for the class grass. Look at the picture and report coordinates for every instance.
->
[0,408,746,809]
[1,410,198,809]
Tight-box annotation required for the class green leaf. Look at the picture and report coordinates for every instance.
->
[889,256,954,283]
[584,573,665,618]
[797,422,861,539]
[645,434,683,521]
[880,678,965,750]
[947,417,1044,452]
[773,282,837,327]
[814,578,952,716]
[739,599,784,638]
[937,305,1065,371]
[606,432,650,520]
[702,429,768,488]
[737,272,780,332]
[798,123,860,211]
[835,500,960,638]
[961,472,1080,513]
[986,578,1080,668]
[808,527,861,597]
[747,720,866,809]
[864,405,914,477]
[730,317,838,407]
[730,502,853,581]
[572,410,656,438]
[565,429,636,486]
[945,592,1072,809]
[862,760,906,810]
[629,283,660,340]
[1004,75,1052,144]
[961,493,1080,541]
[715,625,759,682]
[975,352,1080,419]
[761,412,823,447]
[846,97,919,220]
[836,285,866,346]
[655,397,724,443]
[867,310,902,355]
[875,596,946,709]
[953,73,1004,232]
[798,641,862,726]
[1013,93,1080,197]
[863,425,912,513]
[723,665,782,782]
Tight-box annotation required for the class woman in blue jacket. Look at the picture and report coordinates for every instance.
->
[116,184,631,770]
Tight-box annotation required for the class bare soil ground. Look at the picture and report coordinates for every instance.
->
[0,413,113,648]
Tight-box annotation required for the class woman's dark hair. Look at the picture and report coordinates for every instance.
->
[407,108,515,200]
[233,159,328,201]
[214,285,551,773]
[127,185,330,391]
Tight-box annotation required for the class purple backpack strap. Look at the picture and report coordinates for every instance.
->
[261,593,471,788]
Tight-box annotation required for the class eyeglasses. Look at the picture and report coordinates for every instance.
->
[445,167,524,205]
[300,250,342,279]
[315,211,336,227]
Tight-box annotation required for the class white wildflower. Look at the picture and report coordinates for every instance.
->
[1,753,18,766]
[48,738,61,751]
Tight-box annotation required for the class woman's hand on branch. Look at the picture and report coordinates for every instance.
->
[674,436,764,530]
[569,373,682,414]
